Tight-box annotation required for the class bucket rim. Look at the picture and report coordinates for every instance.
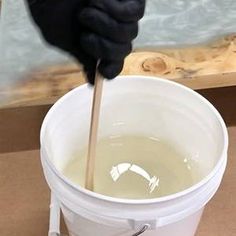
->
[40,75,228,205]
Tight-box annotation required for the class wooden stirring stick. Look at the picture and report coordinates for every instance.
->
[85,71,104,191]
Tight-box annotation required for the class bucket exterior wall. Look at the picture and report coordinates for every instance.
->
[61,204,204,236]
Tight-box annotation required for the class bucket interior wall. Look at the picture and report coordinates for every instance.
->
[42,77,225,178]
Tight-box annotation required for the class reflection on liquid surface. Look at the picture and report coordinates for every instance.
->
[62,135,202,199]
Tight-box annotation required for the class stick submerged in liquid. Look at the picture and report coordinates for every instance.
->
[85,72,104,191]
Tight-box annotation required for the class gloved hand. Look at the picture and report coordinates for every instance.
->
[26,0,145,84]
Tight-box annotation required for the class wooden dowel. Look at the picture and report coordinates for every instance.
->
[85,72,104,191]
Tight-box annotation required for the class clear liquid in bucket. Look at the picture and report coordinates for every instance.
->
[62,136,202,199]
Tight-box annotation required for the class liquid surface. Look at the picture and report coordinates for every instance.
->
[62,136,202,199]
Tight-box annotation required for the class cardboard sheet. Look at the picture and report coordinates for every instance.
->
[0,127,235,236]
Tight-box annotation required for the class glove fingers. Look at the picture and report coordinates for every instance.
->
[80,33,132,60]
[98,59,124,79]
[83,58,97,85]
[71,49,97,84]
[79,8,138,43]
[89,0,145,23]
[85,68,97,85]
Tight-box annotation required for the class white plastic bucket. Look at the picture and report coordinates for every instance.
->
[40,76,228,236]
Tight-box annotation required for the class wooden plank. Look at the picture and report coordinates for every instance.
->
[1,35,236,109]
[124,36,236,89]
[0,63,86,108]
[0,86,235,153]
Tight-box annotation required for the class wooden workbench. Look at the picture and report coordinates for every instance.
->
[1,35,236,108]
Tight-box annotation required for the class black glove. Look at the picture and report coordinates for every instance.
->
[26,0,145,84]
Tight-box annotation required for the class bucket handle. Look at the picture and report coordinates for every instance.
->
[49,193,149,236]
[132,224,150,236]
[49,193,61,236]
